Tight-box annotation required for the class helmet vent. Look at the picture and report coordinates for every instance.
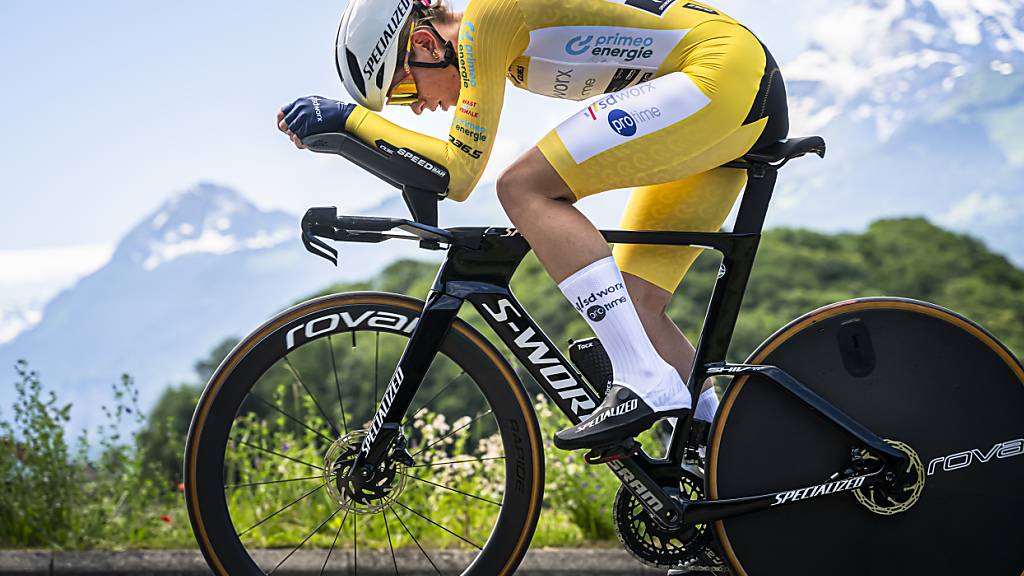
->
[346,48,367,97]
[375,65,387,90]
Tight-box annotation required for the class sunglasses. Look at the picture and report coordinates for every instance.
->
[387,67,419,106]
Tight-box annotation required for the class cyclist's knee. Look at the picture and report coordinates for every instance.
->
[497,148,574,219]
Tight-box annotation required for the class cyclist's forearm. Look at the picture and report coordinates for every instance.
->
[345,107,480,201]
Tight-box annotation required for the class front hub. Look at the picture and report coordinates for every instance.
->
[323,430,408,514]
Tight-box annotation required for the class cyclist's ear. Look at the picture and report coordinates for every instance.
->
[410,28,440,58]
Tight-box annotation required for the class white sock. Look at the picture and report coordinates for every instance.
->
[694,388,719,423]
[559,257,690,412]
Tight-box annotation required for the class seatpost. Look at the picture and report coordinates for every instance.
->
[667,162,779,462]
[732,163,779,235]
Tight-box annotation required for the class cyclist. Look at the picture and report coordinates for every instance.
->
[279,0,788,453]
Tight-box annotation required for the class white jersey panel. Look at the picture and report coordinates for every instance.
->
[526,59,658,100]
[554,71,711,164]
[524,26,689,68]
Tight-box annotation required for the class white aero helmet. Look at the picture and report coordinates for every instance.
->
[336,0,421,111]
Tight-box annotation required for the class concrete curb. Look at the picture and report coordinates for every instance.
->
[0,548,665,575]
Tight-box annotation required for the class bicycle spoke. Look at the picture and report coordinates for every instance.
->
[353,514,358,576]
[231,438,325,471]
[389,505,443,576]
[270,505,343,574]
[399,471,502,507]
[238,482,326,537]
[327,335,349,435]
[394,499,483,550]
[407,370,465,423]
[225,475,323,490]
[319,510,350,576]
[373,331,380,409]
[411,409,493,458]
[249,392,335,444]
[284,356,341,438]
[409,456,506,469]
[383,508,399,576]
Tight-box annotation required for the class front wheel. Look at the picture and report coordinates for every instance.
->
[185,292,545,576]
[708,298,1024,575]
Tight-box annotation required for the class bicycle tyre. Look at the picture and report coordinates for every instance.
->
[185,292,545,576]
[707,298,1024,575]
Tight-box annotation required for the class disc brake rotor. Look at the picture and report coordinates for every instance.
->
[323,430,408,515]
[853,439,925,516]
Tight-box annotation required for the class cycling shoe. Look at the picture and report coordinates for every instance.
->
[554,385,690,451]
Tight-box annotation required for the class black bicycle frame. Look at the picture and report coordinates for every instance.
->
[299,131,909,528]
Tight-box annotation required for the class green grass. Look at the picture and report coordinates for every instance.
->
[0,364,632,551]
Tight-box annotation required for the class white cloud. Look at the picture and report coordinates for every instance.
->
[139,229,291,272]
[0,243,113,288]
[0,243,114,339]
[939,192,1020,227]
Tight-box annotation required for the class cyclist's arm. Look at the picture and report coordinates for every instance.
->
[344,0,525,202]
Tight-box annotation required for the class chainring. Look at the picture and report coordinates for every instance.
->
[613,467,714,569]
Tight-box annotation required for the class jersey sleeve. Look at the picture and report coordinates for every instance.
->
[344,0,526,202]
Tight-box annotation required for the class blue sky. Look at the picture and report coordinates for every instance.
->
[0,0,831,307]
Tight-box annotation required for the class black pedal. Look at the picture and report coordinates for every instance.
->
[584,439,640,465]
[568,338,613,392]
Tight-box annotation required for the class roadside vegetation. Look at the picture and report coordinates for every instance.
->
[1,218,1021,550]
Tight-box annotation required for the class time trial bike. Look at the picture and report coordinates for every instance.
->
[185,130,1024,576]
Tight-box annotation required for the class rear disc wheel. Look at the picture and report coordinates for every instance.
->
[708,298,1024,575]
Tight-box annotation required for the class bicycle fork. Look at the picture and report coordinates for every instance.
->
[352,290,463,474]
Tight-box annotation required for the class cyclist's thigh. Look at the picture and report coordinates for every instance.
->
[613,168,747,293]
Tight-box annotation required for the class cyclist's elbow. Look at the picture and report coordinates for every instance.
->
[447,187,472,203]
[445,173,476,203]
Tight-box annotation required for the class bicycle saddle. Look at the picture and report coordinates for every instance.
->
[742,136,827,164]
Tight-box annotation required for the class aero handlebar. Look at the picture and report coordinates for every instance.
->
[301,132,449,228]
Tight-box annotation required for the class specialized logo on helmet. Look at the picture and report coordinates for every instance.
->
[362,0,414,79]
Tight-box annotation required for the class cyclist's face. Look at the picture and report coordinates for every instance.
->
[403,28,461,115]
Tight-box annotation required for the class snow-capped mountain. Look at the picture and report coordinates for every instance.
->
[788,0,1024,139]
[0,183,423,433]
[116,182,294,272]
[776,0,1024,265]
[0,305,42,345]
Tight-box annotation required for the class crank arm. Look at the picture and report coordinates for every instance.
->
[606,457,685,529]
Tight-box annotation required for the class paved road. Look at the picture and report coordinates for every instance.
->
[0,548,667,575]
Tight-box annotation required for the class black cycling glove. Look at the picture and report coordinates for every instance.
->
[282,96,355,140]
